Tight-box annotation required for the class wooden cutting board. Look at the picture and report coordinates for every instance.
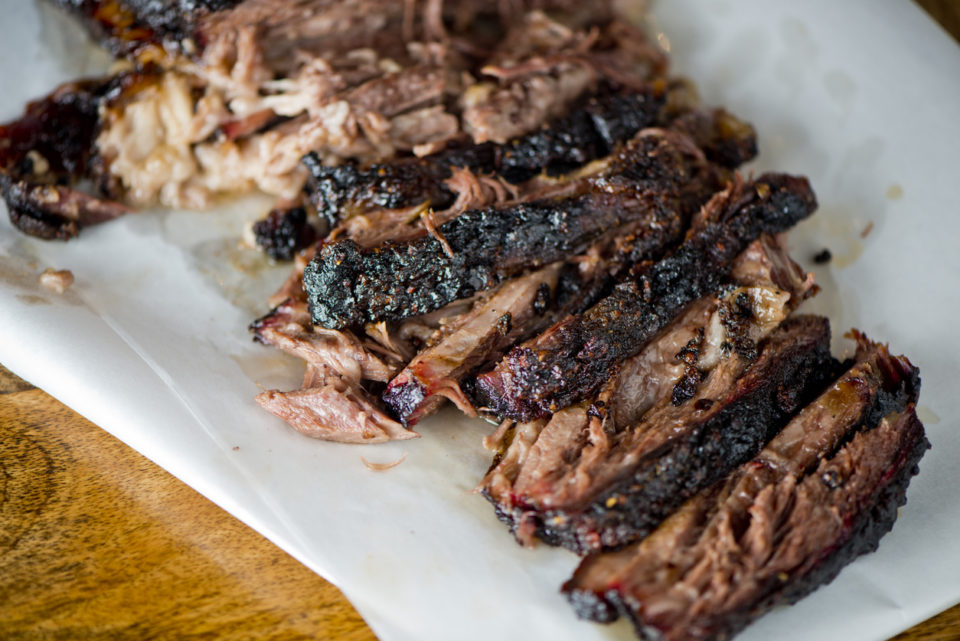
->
[1,3,957,639]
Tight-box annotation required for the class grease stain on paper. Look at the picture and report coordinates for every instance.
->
[16,294,50,306]
[917,406,940,425]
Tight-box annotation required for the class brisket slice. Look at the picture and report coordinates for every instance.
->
[381,240,620,427]
[462,16,666,144]
[475,173,818,422]
[565,420,927,640]
[303,130,716,330]
[479,234,817,549]
[302,86,669,228]
[304,87,757,231]
[564,334,922,631]
[382,263,565,426]
[494,315,834,554]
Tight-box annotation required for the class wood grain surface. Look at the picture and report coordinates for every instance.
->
[2,3,959,640]
[0,365,375,641]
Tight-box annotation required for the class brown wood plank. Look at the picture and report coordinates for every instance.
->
[0,368,376,641]
[917,0,960,42]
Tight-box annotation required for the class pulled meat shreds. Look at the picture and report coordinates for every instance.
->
[565,334,925,641]
[462,14,667,144]
[251,299,416,443]
[21,1,624,217]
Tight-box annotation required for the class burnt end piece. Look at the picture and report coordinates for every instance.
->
[253,205,317,261]
[0,78,130,239]
[671,108,758,169]
[302,153,460,228]
[477,173,818,421]
[524,315,836,554]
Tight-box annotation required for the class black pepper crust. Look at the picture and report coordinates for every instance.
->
[303,132,715,330]
[475,173,819,422]
[588,410,928,641]
[489,315,837,555]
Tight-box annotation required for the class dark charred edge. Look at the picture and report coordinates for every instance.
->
[476,173,818,422]
[526,315,836,554]
[51,0,241,58]
[1,179,78,240]
[253,204,317,261]
[493,86,668,184]
[563,339,923,622]
[304,195,669,330]
[381,377,430,426]
[619,410,928,641]
[301,86,668,227]
[0,77,122,239]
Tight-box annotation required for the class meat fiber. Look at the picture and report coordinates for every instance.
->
[250,298,416,443]
[303,129,722,330]
[504,316,834,553]
[382,263,565,426]
[564,334,925,641]
[476,174,818,422]
[462,15,666,144]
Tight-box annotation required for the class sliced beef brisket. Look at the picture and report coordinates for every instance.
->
[484,314,834,554]
[479,234,818,550]
[475,173,818,422]
[564,334,925,641]
[303,129,721,330]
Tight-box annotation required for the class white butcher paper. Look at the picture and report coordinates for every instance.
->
[1,1,958,640]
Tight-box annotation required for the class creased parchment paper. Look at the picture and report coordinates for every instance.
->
[1,1,958,640]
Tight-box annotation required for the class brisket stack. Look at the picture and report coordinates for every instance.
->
[1,3,929,641]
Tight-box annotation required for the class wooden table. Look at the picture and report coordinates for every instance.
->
[2,3,959,639]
